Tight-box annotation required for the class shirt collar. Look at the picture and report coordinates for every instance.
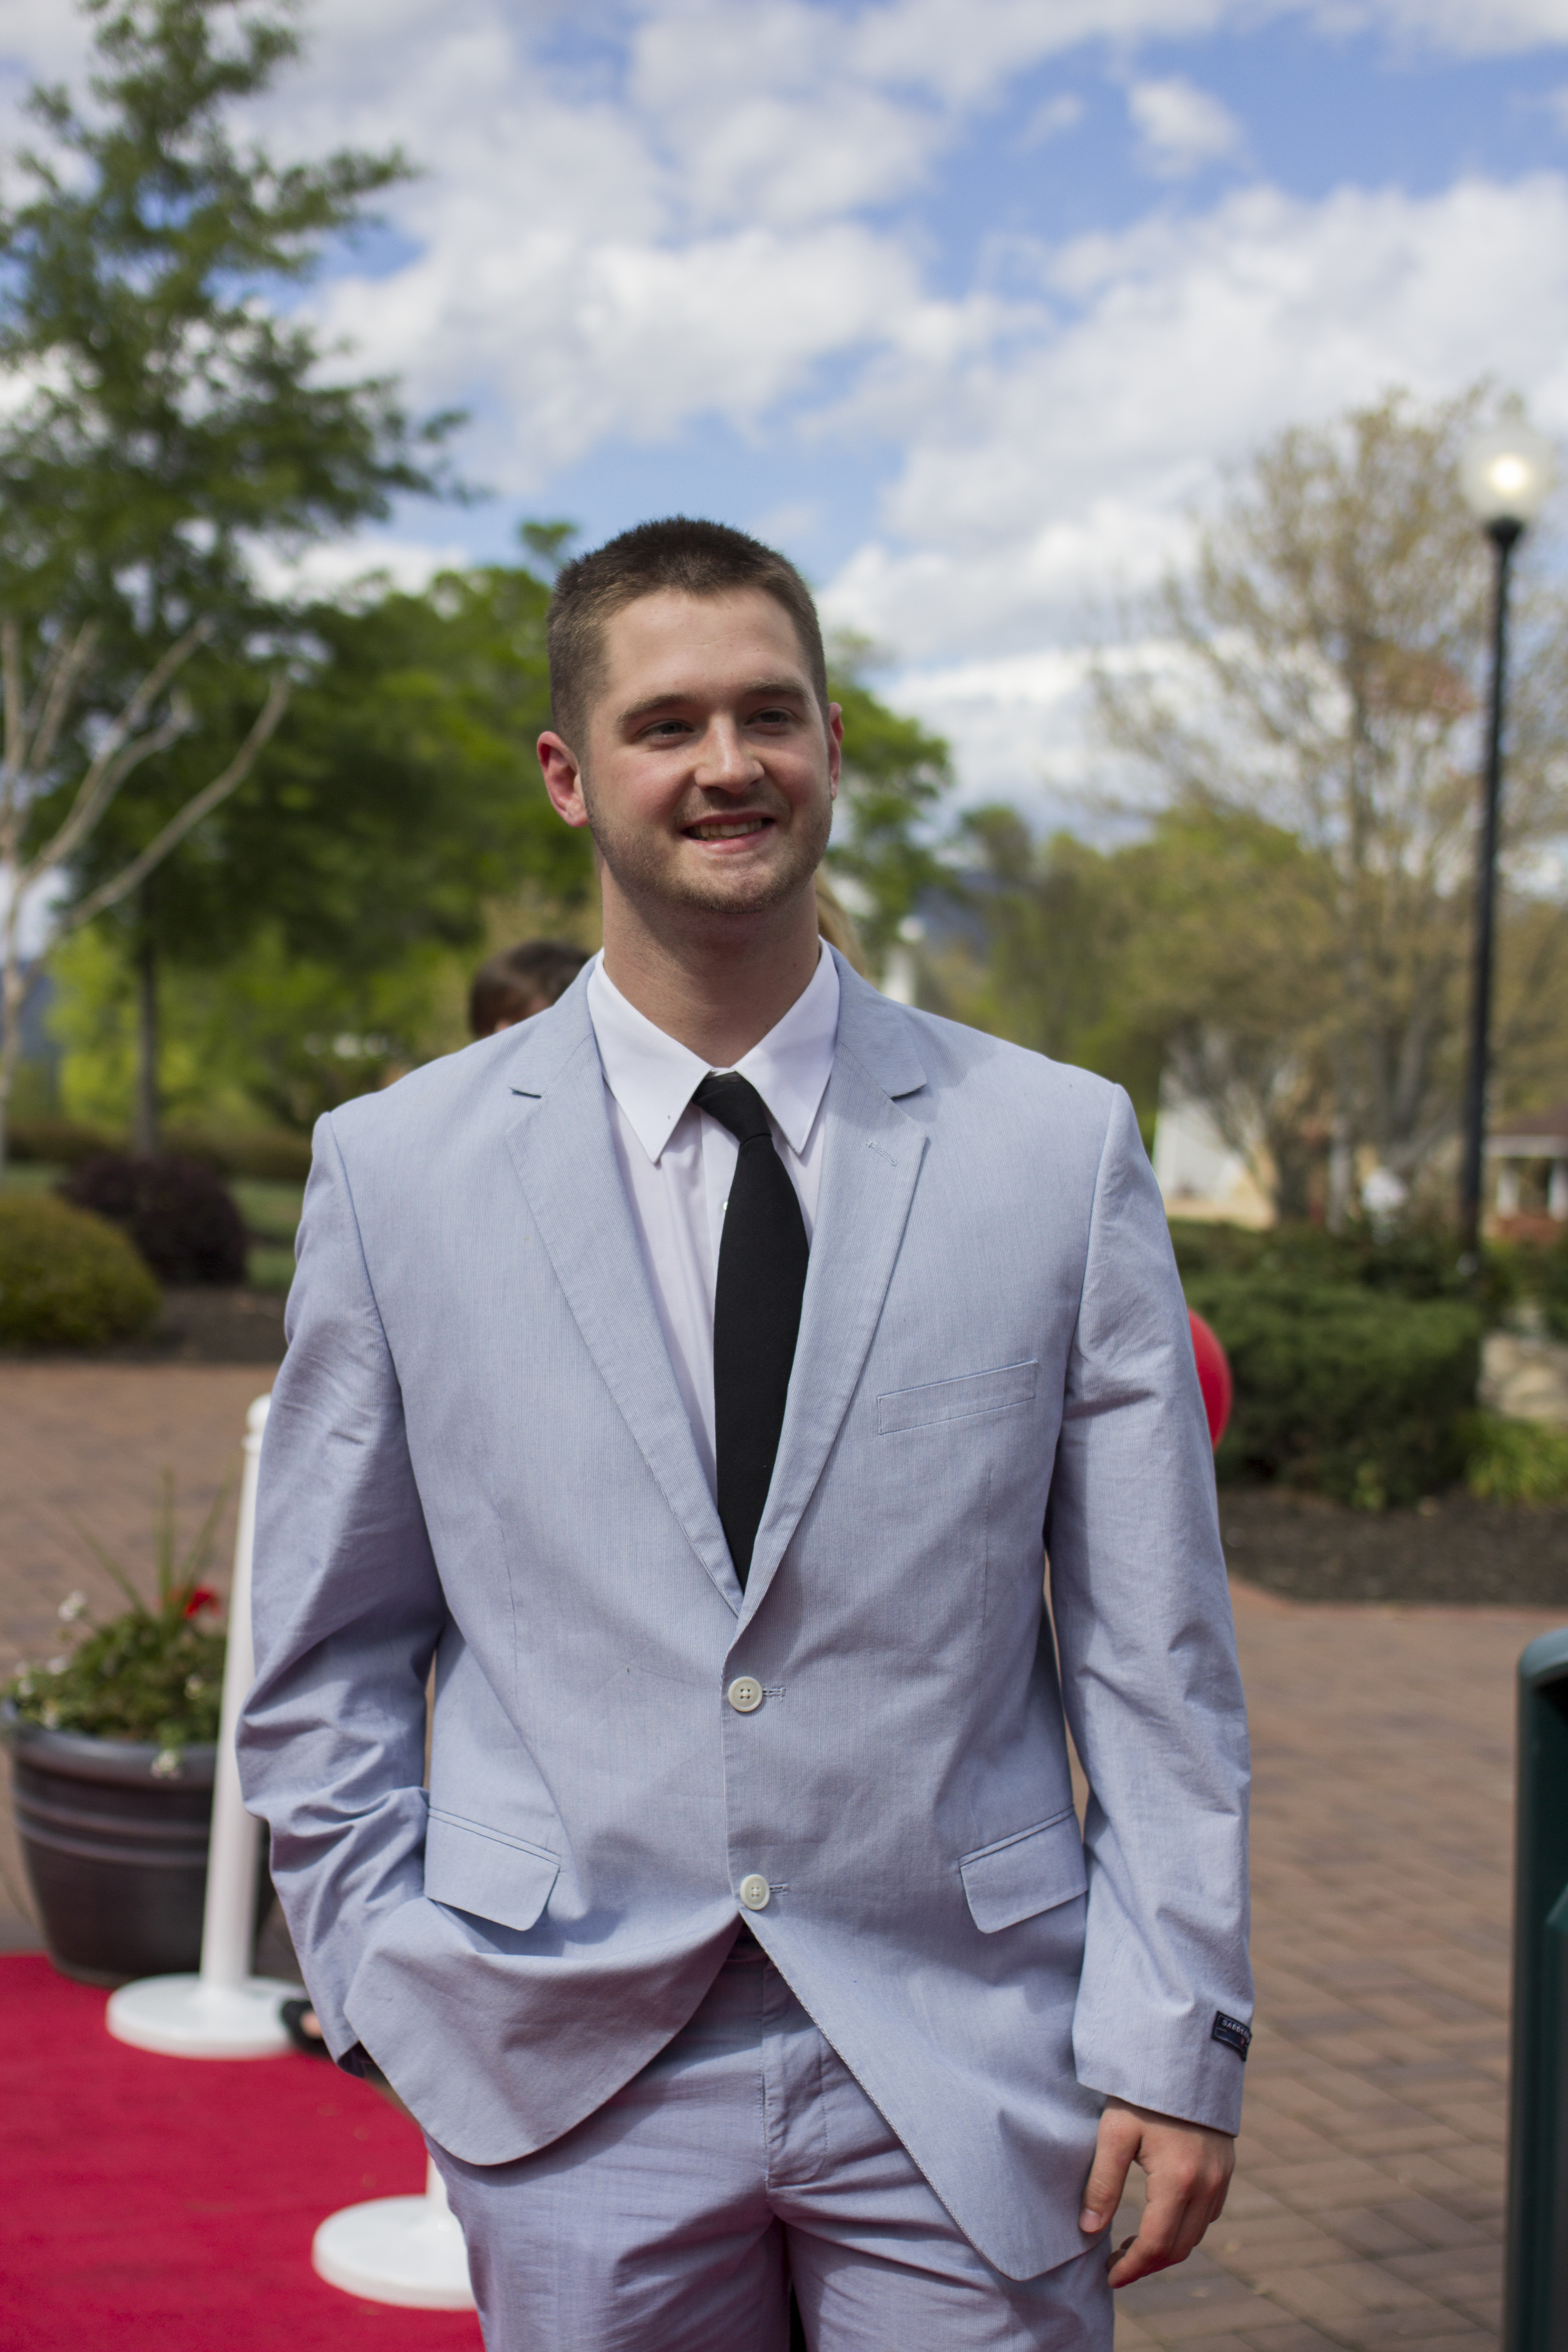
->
[587,944,840,1165]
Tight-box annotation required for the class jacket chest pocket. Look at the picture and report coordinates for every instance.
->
[877,1359,1038,1435]
[424,1808,561,1933]
[960,1808,1086,1932]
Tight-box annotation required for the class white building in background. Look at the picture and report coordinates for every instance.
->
[1152,1076,1274,1228]
[1486,1107,1568,1224]
[1150,1089,1568,1234]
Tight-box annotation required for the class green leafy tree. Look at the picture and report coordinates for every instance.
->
[825,652,953,965]
[166,561,583,977]
[0,610,289,1173]
[48,558,591,1131]
[928,809,1163,1121]
[1,0,455,1148]
[1117,808,1340,1219]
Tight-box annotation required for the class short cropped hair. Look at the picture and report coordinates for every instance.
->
[469,939,589,1037]
[546,517,828,754]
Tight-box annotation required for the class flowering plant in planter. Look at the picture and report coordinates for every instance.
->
[2,1473,246,1983]
[4,1473,229,1771]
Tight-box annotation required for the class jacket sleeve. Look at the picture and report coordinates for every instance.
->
[1044,1084,1253,2134]
[236,1114,445,2064]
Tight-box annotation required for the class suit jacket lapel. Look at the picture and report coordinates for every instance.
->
[500,989,741,1615]
[739,965,928,1623]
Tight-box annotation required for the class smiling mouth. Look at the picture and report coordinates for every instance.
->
[683,816,775,841]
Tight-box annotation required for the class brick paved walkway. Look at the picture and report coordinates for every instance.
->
[0,1367,1556,2349]
[1114,1589,1552,2352]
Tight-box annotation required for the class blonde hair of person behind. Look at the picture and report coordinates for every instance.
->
[815,870,869,977]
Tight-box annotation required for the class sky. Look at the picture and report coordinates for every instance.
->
[1,0,1567,819]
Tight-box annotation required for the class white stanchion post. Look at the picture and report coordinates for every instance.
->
[312,2153,475,2310]
[107,1393,302,2057]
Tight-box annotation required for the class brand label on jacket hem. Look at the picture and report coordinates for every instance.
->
[1212,2010,1253,2060]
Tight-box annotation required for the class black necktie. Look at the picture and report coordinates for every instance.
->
[694,1072,809,1586]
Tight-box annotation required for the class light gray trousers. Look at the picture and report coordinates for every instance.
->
[427,1933,1113,2351]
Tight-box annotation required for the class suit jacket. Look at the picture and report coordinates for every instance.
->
[238,951,1251,2282]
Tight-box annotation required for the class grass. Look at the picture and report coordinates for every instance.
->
[245,1242,297,1294]
[233,1178,303,1294]
[232,1179,304,1245]
[1,1162,62,1196]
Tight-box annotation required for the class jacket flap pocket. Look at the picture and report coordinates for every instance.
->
[878,1359,1038,1435]
[424,1809,561,1934]
[960,1809,1087,1934]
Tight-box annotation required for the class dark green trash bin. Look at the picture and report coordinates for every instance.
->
[1505,1626,1568,2352]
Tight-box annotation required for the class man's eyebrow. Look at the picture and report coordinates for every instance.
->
[616,678,812,728]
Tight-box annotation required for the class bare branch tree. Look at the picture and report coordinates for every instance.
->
[1096,385,1568,1221]
[0,627,289,1177]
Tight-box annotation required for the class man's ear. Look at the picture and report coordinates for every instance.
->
[538,731,590,829]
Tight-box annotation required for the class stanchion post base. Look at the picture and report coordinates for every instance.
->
[312,2193,475,2309]
[106,1974,304,2058]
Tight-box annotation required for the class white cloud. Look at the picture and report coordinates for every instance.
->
[822,173,1568,797]
[3,0,1568,817]
[1023,92,1086,144]
[849,0,1237,102]
[0,0,90,83]
[246,535,472,607]
[245,0,1568,514]
[1349,0,1568,51]
[628,3,940,229]
[877,647,1097,815]
[1128,75,1244,176]
[317,218,935,485]
[831,176,1568,619]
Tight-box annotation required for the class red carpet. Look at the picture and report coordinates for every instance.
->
[0,1954,485,2349]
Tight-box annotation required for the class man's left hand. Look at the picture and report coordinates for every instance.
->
[1078,2096,1234,2287]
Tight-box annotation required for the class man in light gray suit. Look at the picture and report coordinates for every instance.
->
[239,518,1251,2351]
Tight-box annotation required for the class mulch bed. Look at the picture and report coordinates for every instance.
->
[1221,1483,1568,1608]
[3,1287,287,1366]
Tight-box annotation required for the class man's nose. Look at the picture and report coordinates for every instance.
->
[694,719,761,790]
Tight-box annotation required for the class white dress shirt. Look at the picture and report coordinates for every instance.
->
[586,946,840,1496]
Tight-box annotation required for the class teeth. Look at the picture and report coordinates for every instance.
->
[689,819,767,839]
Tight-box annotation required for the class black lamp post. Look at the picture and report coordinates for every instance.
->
[1456,421,1555,1269]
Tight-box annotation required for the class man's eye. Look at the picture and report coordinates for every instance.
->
[751,707,793,726]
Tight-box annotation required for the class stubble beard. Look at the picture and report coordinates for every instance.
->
[581,780,832,925]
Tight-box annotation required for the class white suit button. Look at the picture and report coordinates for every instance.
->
[727,1677,764,1714]
[739,1874,771,1910]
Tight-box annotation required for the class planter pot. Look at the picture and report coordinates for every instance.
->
[4,1707,218,1986]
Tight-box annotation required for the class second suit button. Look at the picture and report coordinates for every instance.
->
[739,1874,771,1910]
[727,1677,764,1714]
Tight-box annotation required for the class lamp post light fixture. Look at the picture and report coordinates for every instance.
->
[1456,419,1556,1269]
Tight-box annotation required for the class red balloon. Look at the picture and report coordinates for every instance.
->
[1189,1310,1232,1450]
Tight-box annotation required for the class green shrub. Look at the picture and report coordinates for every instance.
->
[8,1117,121,1167]
[163,1126,314,1183]
[1184,1273,1481,1507]
[225,1131,314,1182]
[1170,1217,1513,1323]
[0,1194,161,1347]
[1537,1237,1568,1345]
[1463,1412,1568,1506]
[59,1154,248,1285]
